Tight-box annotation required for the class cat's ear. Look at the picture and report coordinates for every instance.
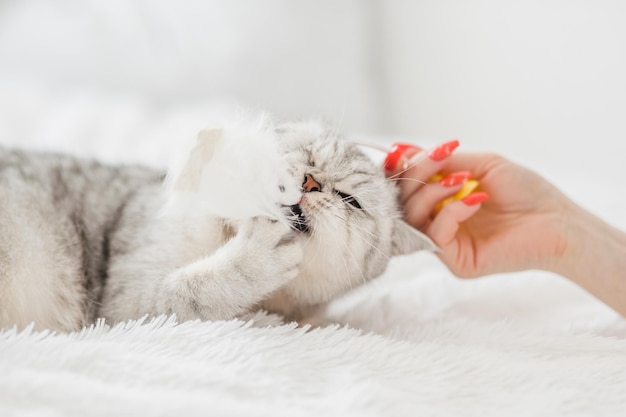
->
[391,219,439,255]
[174,129,223,192]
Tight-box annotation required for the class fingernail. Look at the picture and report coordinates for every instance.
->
[440,171,472,187]
[461,192,489,206]
[428,140,459,161]
[384,142,420,171]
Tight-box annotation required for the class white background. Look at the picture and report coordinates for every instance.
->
[1,0,624,223]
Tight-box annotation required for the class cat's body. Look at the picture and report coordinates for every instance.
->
[0,121,433,332]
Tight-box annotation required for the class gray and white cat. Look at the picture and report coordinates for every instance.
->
[0,120,434,332]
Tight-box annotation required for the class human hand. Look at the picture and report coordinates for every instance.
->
[385,142,571,278]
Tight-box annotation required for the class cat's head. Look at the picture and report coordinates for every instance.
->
[268,120,436,312]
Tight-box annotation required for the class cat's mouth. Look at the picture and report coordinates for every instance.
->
[285,204,309,233]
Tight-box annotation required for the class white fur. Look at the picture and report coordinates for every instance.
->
[164,113,301,220]
[0,116,421,331]
[99,118,433,325]
[0,186,86,331]
[0,115,435,331]
[102,215,303,322]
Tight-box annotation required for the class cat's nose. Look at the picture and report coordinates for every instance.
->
[302,173,322,192]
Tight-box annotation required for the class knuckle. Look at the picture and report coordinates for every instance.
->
[482,153,508,170]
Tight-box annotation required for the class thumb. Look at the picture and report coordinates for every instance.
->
[427,199,482,245]
[426,198,484,275]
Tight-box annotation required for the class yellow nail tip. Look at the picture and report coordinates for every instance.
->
[455,179,479,200]
[431,175,480,213]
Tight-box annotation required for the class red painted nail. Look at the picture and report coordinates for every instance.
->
[428,140,460,161]
[461,192,489,206]
[384,142,420,171]
[440,171,472,187]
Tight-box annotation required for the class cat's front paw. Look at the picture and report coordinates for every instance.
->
[234,217,304,287]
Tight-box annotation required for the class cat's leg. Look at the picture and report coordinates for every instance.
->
[160,217,303,321]
[106,217,304,322]
[0,205,88,332]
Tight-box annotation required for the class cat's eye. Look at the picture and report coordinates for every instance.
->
[335,191,362,209]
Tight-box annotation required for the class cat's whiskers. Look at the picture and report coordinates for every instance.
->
[303,216,326,268]
[330,213,391,262]
[344,140,432,193]
[333,221,368,288]
[335,194,396,213]
[335,185,395,208]
[300,225,316,250]
[385,177,429,185]
[351,141,389,154]
[332,104,347,141]
[328,221,360,290]
[387,153,429,179]
[313,215,362,289]
[331,216,392,289]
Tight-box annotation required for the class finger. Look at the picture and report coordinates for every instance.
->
[436,153,508,180]
[383,143,425,204]
[403,171,472,229]
[426,192,488,247]
[383,143,422,176]
[428,193,489,279]
[395,140,460,204]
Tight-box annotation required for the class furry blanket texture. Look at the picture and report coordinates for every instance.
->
[1,83,626,416]
[2,256,626,416]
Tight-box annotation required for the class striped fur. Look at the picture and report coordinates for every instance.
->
[0,121,432,331]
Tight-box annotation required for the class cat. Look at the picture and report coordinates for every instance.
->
[0,120,435,332]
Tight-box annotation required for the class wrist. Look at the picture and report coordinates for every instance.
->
[550,201,626,315]
[550,202,598,278]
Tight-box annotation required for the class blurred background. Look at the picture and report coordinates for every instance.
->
[1,0,625,224]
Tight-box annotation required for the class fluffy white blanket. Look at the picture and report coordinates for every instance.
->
[1,85,626,416]
[2,255,626,416]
